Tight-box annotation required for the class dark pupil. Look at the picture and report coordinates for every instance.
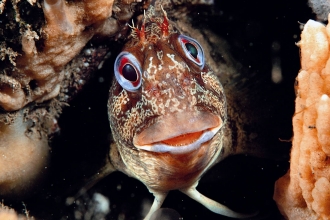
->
[185,43,198,59]
[122,64,137,81]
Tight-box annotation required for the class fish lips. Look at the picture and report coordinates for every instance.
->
[133,111,223,154]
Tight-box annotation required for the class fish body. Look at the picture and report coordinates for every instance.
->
[108,7,253,219]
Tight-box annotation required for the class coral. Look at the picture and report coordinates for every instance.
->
[0,0,113,111]
[274,16,330,219]
[0,0,117,111]
[43,0,74,35]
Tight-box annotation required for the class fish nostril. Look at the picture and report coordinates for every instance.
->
[29,80,38,90]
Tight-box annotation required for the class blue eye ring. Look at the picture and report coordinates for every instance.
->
[178,35,205,69]
[114,52,142,92]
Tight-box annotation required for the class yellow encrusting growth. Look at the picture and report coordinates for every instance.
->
[274,16,330,219]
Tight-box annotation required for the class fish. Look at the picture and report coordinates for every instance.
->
[106,6,255,220]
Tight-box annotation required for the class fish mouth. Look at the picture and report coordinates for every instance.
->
[133,111,223,154]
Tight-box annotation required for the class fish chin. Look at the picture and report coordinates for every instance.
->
[134,125,220,154]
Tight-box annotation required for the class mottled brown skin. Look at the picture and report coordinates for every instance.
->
[107,7,234,219]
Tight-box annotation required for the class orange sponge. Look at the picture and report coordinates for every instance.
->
[274,16,330,219]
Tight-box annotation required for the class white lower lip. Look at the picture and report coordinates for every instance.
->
[134,126,220,154]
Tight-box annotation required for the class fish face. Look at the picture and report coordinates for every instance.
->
[108,8,227,191]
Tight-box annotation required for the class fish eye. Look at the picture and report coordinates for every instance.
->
[114,52,142,92]
[185,43,198,59]
[122,64,137,81]
[178,35,205,69]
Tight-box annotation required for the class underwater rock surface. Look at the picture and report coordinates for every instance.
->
[0,0,317,219]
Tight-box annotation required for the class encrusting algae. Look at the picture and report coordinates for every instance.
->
[274,15,330,219]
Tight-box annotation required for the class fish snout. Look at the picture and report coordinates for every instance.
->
[133,111,223,154]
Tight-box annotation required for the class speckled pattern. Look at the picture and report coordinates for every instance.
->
[108,7,227,193]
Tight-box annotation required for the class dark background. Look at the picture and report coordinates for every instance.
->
[6,0,318,219]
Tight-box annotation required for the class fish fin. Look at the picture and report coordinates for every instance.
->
[144,190,168,220]
[180,183,257,219]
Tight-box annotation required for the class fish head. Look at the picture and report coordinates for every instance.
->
[108,7,227,190]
